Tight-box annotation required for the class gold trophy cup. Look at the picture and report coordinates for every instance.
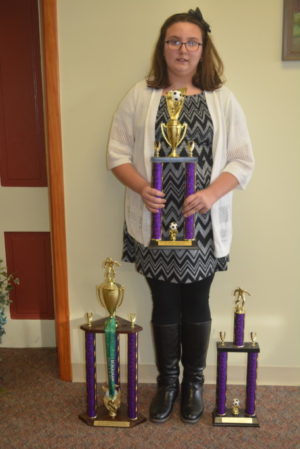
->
[161,88,188,157]
[97,257,124,317]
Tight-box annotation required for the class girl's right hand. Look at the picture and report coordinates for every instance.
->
[141,185,166,213]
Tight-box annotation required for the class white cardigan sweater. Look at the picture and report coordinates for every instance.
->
[107,80,254,258]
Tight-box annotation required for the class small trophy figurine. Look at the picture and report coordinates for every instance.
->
[129,313,136,328]
[86,312,93,327]
[234,287,250,313]
[232,398,240,416]
[250,331,257,346]
[169,222,178,241]
[219,331,226,346]
[233,287,250,347]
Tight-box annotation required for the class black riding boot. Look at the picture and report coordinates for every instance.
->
[181,320,211,423]
[150,323,180,423]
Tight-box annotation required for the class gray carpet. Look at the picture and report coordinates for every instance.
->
[0,348,299,449]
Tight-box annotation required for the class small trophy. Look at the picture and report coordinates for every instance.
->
[213,288,260,427]
[86,312,93,327]
[79,258,145,427]
[129,313,136,328]
[231,398,241,416]
[219,331,226,346]
[150,88,197,248]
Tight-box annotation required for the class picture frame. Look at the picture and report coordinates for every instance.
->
[282,0,300,60]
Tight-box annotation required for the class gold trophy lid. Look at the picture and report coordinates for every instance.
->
[165,88,187,120]
[234,287,250,314]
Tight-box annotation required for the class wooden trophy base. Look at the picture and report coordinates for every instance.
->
[212,409,259,427]
[79,404,146,428]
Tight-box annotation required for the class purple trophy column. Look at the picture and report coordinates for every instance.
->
[152,162,163,240]
[246,352,258,416]
[185,162,196,240]
[234,312,245,346]
[216,351,228,415]
[127,332,138,420]
[85,332,97,418]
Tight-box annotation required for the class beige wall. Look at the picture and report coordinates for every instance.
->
[57,0,300,385]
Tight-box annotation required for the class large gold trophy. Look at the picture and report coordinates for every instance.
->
[79,258,145,428]
[150,88,197,247]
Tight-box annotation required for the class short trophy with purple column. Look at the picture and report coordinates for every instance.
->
[213,288,260,427]
[150,88,197,248]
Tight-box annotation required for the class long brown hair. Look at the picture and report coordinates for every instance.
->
[147,10,224,91]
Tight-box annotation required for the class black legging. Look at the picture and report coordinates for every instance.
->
[146,274,214,325]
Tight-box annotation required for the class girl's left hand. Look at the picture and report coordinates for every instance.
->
[183,189,215,217]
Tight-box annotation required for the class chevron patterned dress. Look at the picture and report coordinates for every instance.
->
[122,93,228,283]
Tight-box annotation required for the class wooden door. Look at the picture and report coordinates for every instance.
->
[0,1,54,345]
[0,0,71,381]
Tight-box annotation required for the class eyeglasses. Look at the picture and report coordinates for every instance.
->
[165,39,203,51]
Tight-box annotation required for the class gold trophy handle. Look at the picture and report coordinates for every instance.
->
[118,287,124,309]
[187,141,195,157]
[177,122,188,148]
[161,123,172,148]
[98,292,106,309]
[154,142,161,157]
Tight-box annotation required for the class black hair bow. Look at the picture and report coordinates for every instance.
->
[188,7,211,32]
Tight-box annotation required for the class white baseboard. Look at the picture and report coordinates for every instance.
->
[72,363,300,386]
